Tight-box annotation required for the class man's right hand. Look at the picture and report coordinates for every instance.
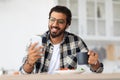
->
[23,42,44,73]
[27,42,44,65]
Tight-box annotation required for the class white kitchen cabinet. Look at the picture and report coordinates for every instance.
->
[55,0,120,41]
[113,0,120,37]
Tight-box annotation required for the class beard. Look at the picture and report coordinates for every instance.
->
[49,26,66,38]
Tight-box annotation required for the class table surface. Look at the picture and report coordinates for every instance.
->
[0,73,120,80]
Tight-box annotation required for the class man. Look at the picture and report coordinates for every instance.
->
[20,5,103,74]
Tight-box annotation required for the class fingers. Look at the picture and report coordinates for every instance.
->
[27,43,45,64]
[88,50,98,65]
[28,43,44,55]
[29,42,38,51]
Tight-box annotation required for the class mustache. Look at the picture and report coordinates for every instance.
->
[51,26,60,30]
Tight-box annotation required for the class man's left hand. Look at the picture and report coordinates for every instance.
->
[88,50,100,70]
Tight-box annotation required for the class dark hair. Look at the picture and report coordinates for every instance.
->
[49,5,72,26]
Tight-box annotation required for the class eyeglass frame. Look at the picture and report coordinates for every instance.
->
[49,17,66,25]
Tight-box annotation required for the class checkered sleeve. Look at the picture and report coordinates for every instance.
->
[19,56,36,74]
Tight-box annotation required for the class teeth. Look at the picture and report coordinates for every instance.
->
[52,28,58,32]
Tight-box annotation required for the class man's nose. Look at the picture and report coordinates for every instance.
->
[52,20,59,26]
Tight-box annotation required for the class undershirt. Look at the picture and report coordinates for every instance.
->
[48,44,60,74]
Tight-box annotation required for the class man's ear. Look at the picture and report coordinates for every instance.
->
[66,24,69,29]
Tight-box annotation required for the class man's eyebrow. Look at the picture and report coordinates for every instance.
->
[50,17,65,20]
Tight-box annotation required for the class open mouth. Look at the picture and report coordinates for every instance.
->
[51,27,60,33]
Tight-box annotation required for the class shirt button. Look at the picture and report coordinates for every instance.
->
[51,47,53,50]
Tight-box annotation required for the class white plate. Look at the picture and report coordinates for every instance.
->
[54,69,85,74]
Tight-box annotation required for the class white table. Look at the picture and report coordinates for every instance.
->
[0,73,120,80]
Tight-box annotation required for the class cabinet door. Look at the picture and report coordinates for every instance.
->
[57,0,79,35]
[113,0,120,37]
[87,0,106,36]
[69,0,79,35]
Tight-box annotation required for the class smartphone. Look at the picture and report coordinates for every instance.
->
[30,35,44,52]
[31,35,42,47]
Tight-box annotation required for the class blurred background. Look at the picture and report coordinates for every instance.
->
[0,0,120,74]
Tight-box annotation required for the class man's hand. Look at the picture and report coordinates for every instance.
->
[88,50,100,70]
[23,42,45,73]
[27,42,44,65]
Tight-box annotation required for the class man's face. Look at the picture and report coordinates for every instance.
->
[48,11,68,38]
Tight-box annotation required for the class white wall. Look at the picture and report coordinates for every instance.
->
[0,0,55,71]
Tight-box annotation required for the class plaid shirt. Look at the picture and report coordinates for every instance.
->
[20,31,89,73]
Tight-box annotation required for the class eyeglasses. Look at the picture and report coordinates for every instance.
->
[49,17,65,24]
